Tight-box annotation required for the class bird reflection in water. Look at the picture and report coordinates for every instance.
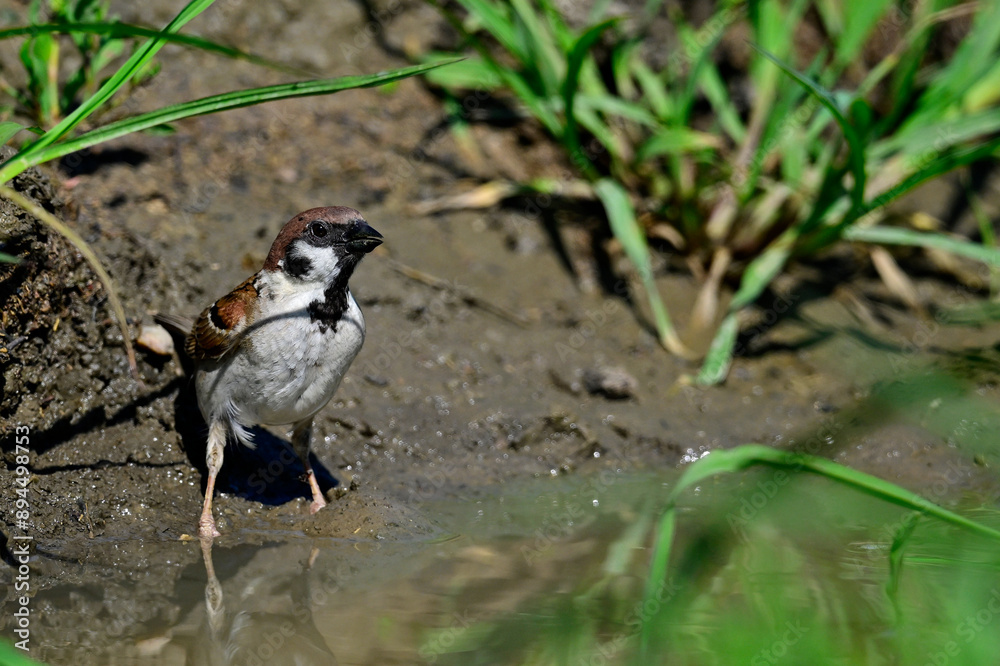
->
[193,538,339,665]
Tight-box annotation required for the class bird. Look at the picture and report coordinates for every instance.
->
[156,206,382,539]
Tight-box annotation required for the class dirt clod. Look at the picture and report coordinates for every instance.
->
[583,366,639,400]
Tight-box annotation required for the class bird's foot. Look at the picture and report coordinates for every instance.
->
[306,469,327,514]
[199,513,221,539]
[309,496,327,515]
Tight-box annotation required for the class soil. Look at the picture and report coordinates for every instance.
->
[1,1,999,663]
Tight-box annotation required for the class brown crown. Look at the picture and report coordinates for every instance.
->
[263,206,364,272]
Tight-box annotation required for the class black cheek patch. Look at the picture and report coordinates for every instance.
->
[284,252,313,278]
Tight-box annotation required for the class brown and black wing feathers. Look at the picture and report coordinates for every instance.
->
[186,275,260,362]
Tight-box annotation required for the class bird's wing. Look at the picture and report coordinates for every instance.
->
[186,274,260,362]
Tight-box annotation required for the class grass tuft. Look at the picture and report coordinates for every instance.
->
[424,0,1000,382]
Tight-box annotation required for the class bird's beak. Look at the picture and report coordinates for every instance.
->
[345,221,383,254]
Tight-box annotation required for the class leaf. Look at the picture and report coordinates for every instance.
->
[913,0,1000,123]
[836,0,895,66]
[843,225,1000,267]
[4,0,216,180]
[697,59,746,143]
[594,178,688,357]
[511,0,561,93]
[0,122,26,145]
[562,18,618,177]
[751,43,867,214]
[639,443,1000,651]
[871,107,1000,162]
[420,53,501,90]
[453,0,523,60]
[574,93,659,127]
[0,22,302,75]
[20,60,463,168]
[731,236,795,311]
[862,138,1000,216]
[636,127,722,161]
[142,124,175,136]
[0,641,40,665]
[695,312,738,386]
[631,58,671,120]
[694,232,798,385]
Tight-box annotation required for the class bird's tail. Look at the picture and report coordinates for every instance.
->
[153,312,195,337]
[152,312,196,374]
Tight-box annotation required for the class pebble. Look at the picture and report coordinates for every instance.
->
[583,366,639,400]
[136,324,174,356]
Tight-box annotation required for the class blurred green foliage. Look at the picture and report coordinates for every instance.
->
[424,0,1000,383]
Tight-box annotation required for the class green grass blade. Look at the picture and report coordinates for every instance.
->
[1,0,215,182]
[421,52,501,90]
[23,61,461,166]
[640,443,1000,652]
[835,0,894,67]
[695,311,738,385]
[639,503,676,657]
[594,178,687,357]
[843,225,1000,266]
[36,33,59,126]
[571,105,620,163]
[574,93,658,126]
[694,231,798,385]
[751,43,867,213]
[0,121,27,145]
[966,58,1000,112]
[636,127,721,160]
[731,233,796,311]
[510,0,562,93]
[676,5,736,127]
[911,0,1000,123]
[539,0,576,51]
[683,445,1000,538]
[872,107,1000,161]
[938,301,1000,325]
[698,59,746,143]
[862,138,1000,217]
[0,22,302,74]
[453,0,524,60]
[631,58,671,120]
[886,512,921,613]
[0,641,41,665]
[562,18,618,177]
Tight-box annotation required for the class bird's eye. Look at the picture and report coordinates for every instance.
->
[308,221,328,238]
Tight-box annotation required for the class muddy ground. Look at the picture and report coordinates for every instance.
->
[2,1,1000,663]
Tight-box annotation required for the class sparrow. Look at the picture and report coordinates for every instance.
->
[156,206,382,539]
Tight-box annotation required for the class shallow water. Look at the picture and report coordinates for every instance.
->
[20,472,669,665]
[15,465,1000,665]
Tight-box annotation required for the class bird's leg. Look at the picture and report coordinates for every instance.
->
[292,417,326,514]
[199,418,226,539]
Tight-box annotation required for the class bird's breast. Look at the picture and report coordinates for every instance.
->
[197,289,366,427]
